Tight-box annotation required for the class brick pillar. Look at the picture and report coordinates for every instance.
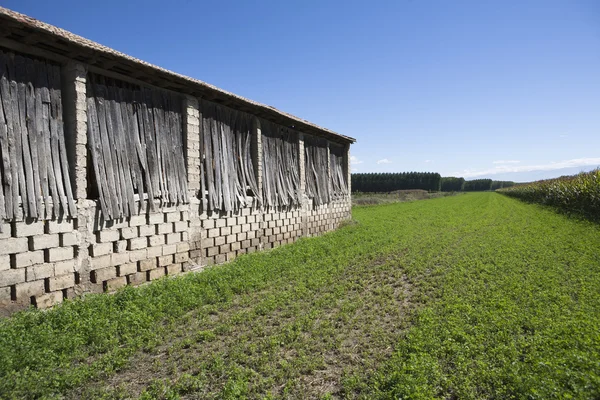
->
[251,117,263,202]
[183,96,202,267]
[298,133,308,237]
[345,143,351,209]
[61,62,87,200]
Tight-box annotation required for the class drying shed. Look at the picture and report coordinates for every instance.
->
[0,7,355,311]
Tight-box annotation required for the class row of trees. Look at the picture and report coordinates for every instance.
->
[352,173,515,193]
[351,172,442,192]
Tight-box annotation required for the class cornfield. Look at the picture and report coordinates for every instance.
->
[498,169,600,220]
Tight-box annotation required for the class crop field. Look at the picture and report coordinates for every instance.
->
[1,193,599,399]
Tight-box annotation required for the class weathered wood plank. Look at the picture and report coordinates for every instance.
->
[34,60,49,217]
[39,69,59,218]
[133,89,155,211]
[95,83,121,218]
[0,51,11,219]
[86,91,109,218]
[51,64,76,216]
[47,65,68,216]
[25,57,43,215]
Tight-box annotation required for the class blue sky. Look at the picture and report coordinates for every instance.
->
[5,0,600,182]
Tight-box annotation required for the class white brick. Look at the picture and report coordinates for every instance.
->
[149,235,165,246]
[148,213,164,224]
[120,227,138,239]
[90,254,111,270]
[15,251,44,268]
[90,242,112,257]
[48,273,75,291]
[157,223,172,234]
[165,212,179,222]
[47,247,74,262]
[48,219,74,234]
[15,280,45,300]
[31,234,60,250]
[15,220,45,237]
[128,215,147,227]
[129,249,148,262]
[118,262,137,276]
[54,260,75,276]
[35,292,63,309]
[173,221,187,232]
[0,268,26,287]
[26,263,53,281]
[162,244,177,255]
[111,252,130,266]
[166,232,180,245]
[128,237,148,250]
[0,237,29,255]
[97,230,120,243]
[139,225,155,237]
[92,267,116,283]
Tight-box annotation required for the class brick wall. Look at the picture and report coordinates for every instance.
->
[0,46,352,313]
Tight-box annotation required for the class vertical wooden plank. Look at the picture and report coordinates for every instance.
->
[123,89,145,212]
[109,84,135,216]
[33,60,49,218]
[143,88,160,200]
[0,50,10,219]
[133,89,155,211]
[95,82,121,218]
[85,81,110,218]
[47,64,69,216]
[38,65,59,218]
[25,58,42,215]
[52,64,76,216]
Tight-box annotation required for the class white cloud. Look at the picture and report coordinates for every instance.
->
[350,156,363,165]
[424,160,433,163]
[377,158,392,164]
[351,167,358,172]
[492,160,520,164]
[460,158,600,178]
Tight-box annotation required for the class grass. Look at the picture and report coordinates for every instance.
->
[1,193,599,399]
[351,190,456,206]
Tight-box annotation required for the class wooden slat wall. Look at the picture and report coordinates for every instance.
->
[0,49,75,230]
[329,144,348,200]
[260,119,301,209]
[305,135,330,206]
[87,74,188,220]
[200,100,260,213]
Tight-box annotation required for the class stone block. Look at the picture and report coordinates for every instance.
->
[111,251,130,266]
[48,219,74,234]
[202,219,215,229]
[148,213,164,224]
[129,249,148,262]
[0,255,9,271]
[97,229,120,243]
[138,224,155,237]
[89,242,112,257]
[15,250,44,268]
[206,246,218,257]
[165,212,180,222]
[35,291,63,309]
[149,234,165,246]
[128,237,148,250]
[15,280,45,300]
[54,260,75,276]
[231,225,241,234]
[220,226,231,236]
[47,247,74,262]
[174,252,189,263]
[31,234,60,250]
[215,218,226,228]
[162,244,177,255]
[61,232,78,247]
[120,226,138,239]
[128,272,147,286]
[106,277,127,291]
[128,214,147,227]
[157,223,173,234]
[166,263,182,275]
[15,220,45,237]
[139,258,156,271]
[207,228,219,238]
[0,237,29,256]
[118,262,137,276]
[147,246,162,258]
[176,242,190,253]
[215,254,226,264]
[92,267,117,283]
[90,254,111,270]
[173,221,187,232]
[26,263,54,281]
[147,267,165,280]
[166,232,181,245]
[157,255,173,267]
[48,273,75,291]
[114,240,128,253]
[230,242,241,251]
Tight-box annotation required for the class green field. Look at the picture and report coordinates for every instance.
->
[1,193,599,399]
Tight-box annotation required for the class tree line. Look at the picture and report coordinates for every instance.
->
[352,173,515,192]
